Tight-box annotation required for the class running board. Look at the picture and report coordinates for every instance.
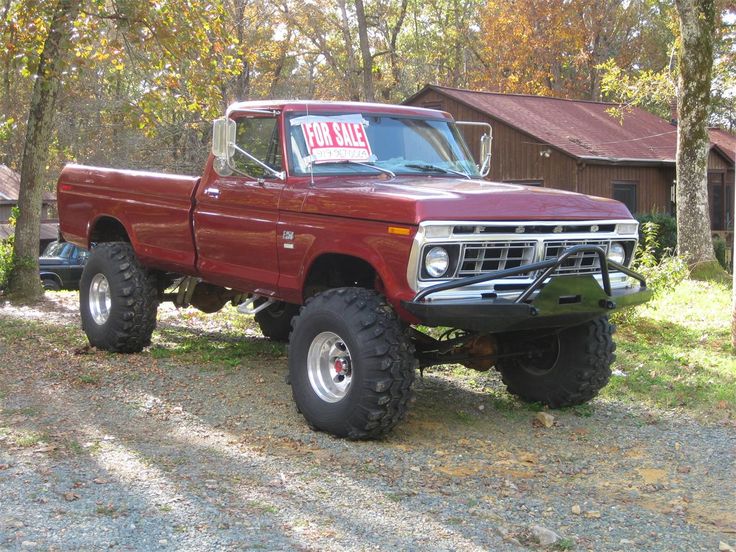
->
[237,295,274,315]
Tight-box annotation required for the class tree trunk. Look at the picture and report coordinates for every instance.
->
[337,0,361,101]
[354,0,374,102]
[674,0,716,267]
[8,0,81,301]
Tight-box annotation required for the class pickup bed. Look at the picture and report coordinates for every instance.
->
[58,100,651,439]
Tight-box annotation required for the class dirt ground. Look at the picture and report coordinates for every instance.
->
[0,292,734,551]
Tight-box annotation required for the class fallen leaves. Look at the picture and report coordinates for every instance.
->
[63,492,80,501]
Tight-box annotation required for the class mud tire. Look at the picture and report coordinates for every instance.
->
[495,316,615,408]
[80,242,158,353]
[288,288,416,439]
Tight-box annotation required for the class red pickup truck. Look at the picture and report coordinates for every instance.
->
[57,100,651,439]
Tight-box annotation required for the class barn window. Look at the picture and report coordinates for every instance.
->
[612,181,638,214]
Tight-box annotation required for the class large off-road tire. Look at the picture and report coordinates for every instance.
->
[79,242,158,353]
[255,301,300,342]
[495,316,615,408]
[288,288,416,439]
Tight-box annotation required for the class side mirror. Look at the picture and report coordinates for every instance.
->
[455,121,492,177]
[212,117,236,176]
[212,117,235,159]
[479,131,492,177]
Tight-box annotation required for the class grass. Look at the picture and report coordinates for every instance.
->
[554,538,576,551]
[78,372,100,385]
[606,279,735,417]
[14,430,45,447]
[150,325,286,369]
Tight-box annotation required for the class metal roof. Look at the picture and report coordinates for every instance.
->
[0,222,58,240]
[0,164,56,201]
[406,85,685,163]
[709,127,736,164]
[0,164,21,200]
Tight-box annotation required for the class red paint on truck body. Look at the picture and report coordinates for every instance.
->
[57,100,633,318]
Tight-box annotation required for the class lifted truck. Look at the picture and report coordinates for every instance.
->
[57,100,651,439]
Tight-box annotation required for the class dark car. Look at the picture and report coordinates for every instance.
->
[39,240,89,290]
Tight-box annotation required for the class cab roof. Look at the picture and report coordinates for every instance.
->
[226,100,452,120]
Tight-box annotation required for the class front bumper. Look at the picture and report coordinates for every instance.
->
[402,245,652,333]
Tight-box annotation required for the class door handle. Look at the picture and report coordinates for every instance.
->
[204,187,220,199]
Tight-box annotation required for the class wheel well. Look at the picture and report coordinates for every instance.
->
[39,272,62,285]
[89,217,129,244]
[303,254,378,300]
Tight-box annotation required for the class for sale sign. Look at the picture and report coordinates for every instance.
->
[295,115,373,164]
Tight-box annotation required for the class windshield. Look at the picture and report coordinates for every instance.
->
[286,113,480,178]
[42,241,72,257]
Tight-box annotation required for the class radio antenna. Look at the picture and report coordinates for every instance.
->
[306,102,314,187]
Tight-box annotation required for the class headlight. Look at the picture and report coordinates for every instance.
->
[425,246,450,277]
[608,242,626,265]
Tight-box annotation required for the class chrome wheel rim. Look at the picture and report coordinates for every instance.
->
[307,331,353,403]
[89,273,111,325]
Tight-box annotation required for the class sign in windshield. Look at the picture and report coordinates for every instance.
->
[292,114,373,164]
[288,113,479,178]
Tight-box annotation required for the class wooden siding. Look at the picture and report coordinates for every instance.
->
[578,165,673,214]
[709,149,731,170]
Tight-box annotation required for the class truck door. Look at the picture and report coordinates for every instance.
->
[193,115,285,295]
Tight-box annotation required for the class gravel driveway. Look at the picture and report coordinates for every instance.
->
[1,293,734,551]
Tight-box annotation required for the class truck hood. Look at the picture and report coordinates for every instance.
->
[300,176,633,224]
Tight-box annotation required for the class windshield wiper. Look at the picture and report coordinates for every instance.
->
[309,160,395,178]
[403,163,471,179]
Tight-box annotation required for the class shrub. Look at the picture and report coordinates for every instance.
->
[0,235,12,290]
[0,207,16,290]
[633,221,688,296]
[635,212,677,260]
[712,234,728,271]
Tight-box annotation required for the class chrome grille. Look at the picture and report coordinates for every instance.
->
[458,241,536,277]
[543,240,609,275]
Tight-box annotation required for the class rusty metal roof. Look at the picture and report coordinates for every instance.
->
[0,164,56,201]
[0,164,21,200]
[408,85,683,163]
[709,127,736,164]
[0,222,58,240]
